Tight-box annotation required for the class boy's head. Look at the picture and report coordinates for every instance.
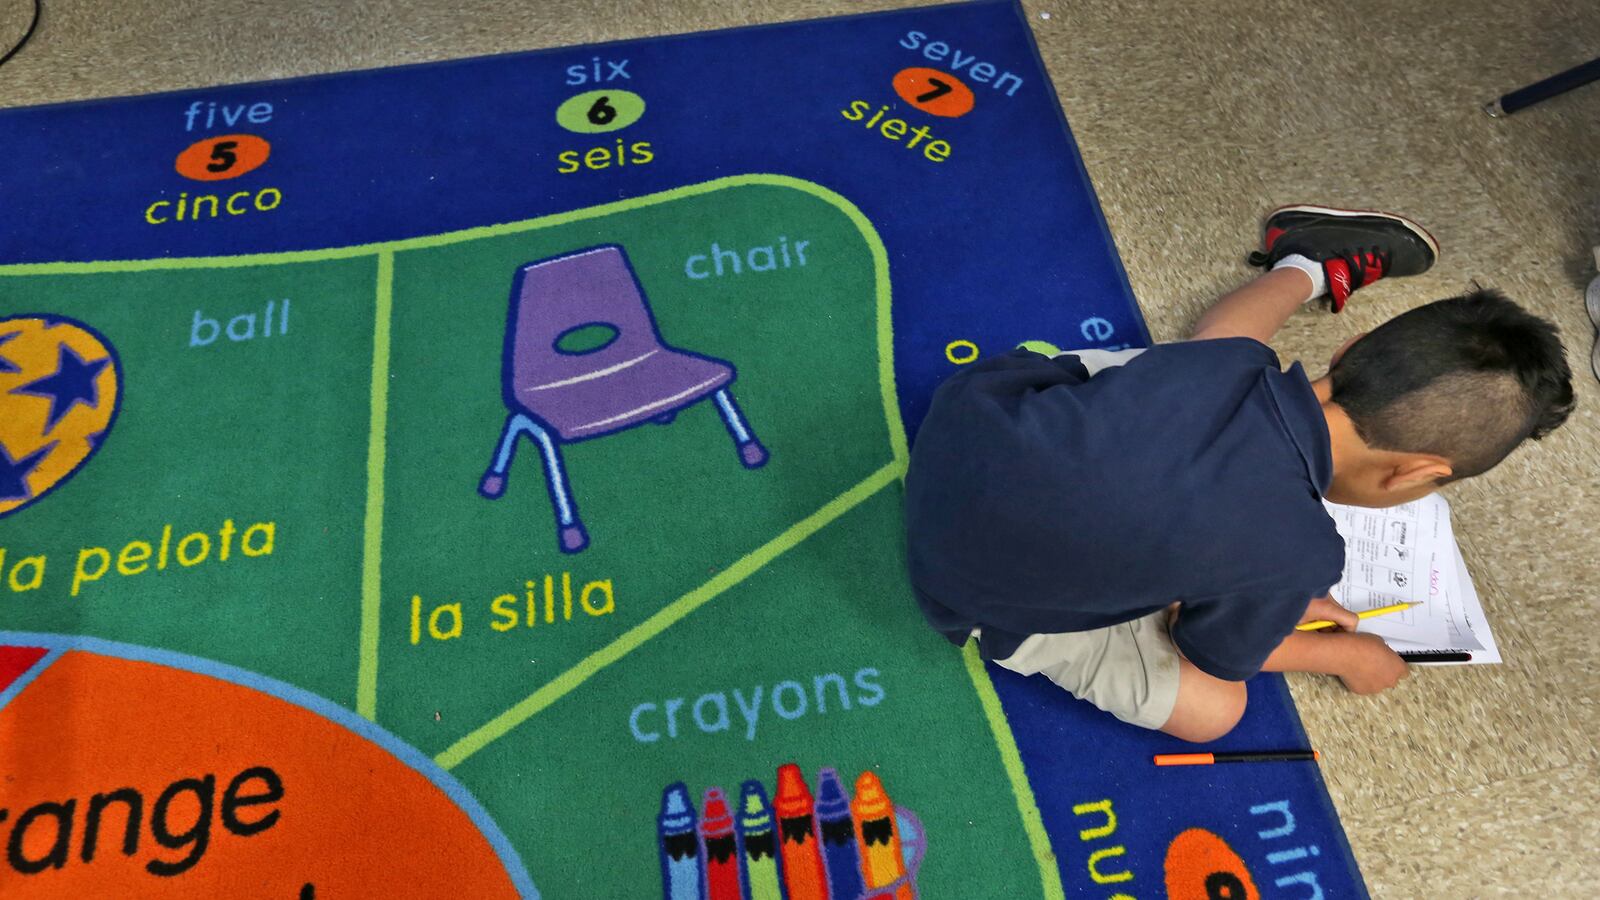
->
[1318,289,1574,506]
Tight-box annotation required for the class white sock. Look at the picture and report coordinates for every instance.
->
[1273,254,1326,302]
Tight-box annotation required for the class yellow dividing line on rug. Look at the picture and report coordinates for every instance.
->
[434,458,906,771]
[356,251,395,720]
[962,640,1068,900]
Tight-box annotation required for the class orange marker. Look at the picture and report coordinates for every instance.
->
[852,771,913,900]
[774,764,829,900]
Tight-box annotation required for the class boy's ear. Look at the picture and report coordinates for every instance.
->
[1329,332,1368,368]
[1382,455,1453,491]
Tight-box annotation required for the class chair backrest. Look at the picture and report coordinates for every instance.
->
[502,245,667,401]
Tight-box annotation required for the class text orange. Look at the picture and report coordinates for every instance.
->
[0,648,524,897]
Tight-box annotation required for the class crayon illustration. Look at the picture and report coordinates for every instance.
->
[737,779,786,900]
[700,788,743,900]
[658,767,924,900]
[659,782,705,900]
[853,772,914,900]
[894,807,927,877]
[774,764,829,900]
[816,767,867,900]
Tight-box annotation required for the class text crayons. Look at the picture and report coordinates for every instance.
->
[700,788,742,900]
[816,767,867,900]
[658,782,703,900]
[737,780,785,900]
[775,764,829,900]
[853,772,913,900]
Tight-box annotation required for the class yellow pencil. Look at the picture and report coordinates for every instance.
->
[1296,601,1420,631]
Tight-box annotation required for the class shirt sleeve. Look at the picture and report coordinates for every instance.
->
[968,346,1092,380]
[1169,593,1312,682]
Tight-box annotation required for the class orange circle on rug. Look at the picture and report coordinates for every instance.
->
[0,645,528,897]
[1163,827,1261,900]
[892,67,975,117]
[175,134,272,181]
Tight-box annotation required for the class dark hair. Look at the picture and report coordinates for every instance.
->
[1329,289,1574,480]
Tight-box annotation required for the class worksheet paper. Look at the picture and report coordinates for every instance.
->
[1389,540,1502,664]
[1322,494,1498,664]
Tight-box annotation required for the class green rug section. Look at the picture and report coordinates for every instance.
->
[0,257,376,706]
[448,486,1042,899]
[376,182,897,755]
[0,178,1053,895]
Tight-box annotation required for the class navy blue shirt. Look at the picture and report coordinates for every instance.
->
[904,339,1345,681]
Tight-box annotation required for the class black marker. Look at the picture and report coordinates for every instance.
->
[1155,750,1319,766]
[1399,651,1472,663]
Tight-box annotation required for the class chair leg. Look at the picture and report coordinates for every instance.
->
[478,413,525,499]
[713,388,768,469]
[524,417,589,554]
[480,413,589,553]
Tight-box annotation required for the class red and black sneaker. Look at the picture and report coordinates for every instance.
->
[1247,205,1440,312]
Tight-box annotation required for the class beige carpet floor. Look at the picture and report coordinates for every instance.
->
[4,0,1596,894]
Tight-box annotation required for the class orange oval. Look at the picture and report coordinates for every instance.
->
[1164,827,1261,900]
[893,67,975,118]
[174,134,271,181]
[0,641,530,897]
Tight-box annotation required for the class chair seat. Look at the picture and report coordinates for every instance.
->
[514,347,733,441]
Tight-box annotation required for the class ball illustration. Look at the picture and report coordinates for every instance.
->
[0,315,121,518]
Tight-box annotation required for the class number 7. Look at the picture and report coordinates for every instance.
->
[916,78,953,103]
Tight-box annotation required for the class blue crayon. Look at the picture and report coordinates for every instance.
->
[816,767,867,900]
[659,782,705,900]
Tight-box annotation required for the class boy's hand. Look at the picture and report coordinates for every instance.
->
[1338,633,1409,695]
[1301,595,1360,631]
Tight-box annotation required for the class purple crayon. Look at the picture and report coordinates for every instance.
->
[817,767,867,900]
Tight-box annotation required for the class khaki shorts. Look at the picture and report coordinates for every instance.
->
[987,608,1182,730]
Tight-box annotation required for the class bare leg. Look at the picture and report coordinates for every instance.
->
[1160,659,1248,743]
[1189,267,1315,344]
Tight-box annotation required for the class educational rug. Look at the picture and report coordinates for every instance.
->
[0,2,1365,896]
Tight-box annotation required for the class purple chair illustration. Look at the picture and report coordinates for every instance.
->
[478,244,768,553]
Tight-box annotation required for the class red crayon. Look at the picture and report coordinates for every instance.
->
[700,788,743,900]
[774,764,830,900]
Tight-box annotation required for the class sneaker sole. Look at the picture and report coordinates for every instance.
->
[1267,203,1441,260]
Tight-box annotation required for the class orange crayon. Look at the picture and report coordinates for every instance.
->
[775,764,829,900]
[852,771,913,900]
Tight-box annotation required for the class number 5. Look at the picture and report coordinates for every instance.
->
[207,140,239,173]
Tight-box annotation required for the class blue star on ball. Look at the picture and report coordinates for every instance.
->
[0,441,54,502]
[14,343,110,432]
[0,331,21,375]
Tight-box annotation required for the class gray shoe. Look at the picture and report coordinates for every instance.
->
[1588,272,1600,383]
[1588,271,1600,329]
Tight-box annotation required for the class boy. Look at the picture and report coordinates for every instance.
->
[904,206,1575,742]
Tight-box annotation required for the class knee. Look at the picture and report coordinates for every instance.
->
[1191,689,1247,743]
[1164,681,1247,744]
